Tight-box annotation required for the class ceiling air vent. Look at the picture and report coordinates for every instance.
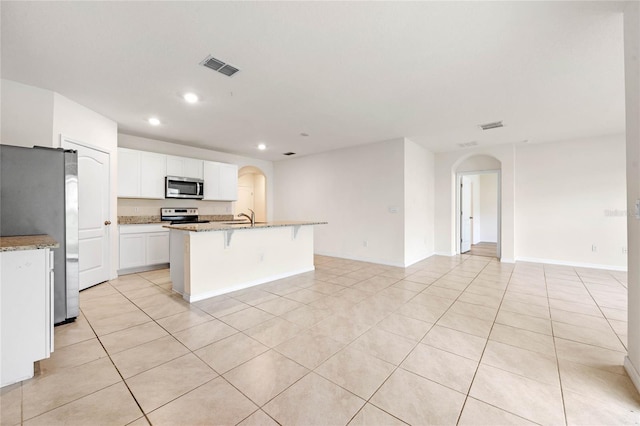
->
[479,121,504,130]
[457,141,478,148]
[200,55,240,77]
[283,152,296,156]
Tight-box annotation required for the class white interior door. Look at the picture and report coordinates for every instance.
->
[460,175,472,253]
[63,139,110,290]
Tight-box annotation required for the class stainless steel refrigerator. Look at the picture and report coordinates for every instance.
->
[0,144,79,324]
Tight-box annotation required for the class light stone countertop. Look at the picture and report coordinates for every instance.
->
[118,215,235,225]
[0,235,59,252]
[163,220,327,232]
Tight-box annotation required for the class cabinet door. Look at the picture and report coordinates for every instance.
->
[146,232,170,264]
[183,158,204,179]
[1,249,49,386]
[166,155,184,177]
[117,148,140,197]
[203,161,221,200]
[218,163,238,201]
[119,234,146,269]
[139,151,166,199]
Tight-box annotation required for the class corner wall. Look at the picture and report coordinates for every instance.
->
[623,0,640,392]
[273,139,406,266]
[404,138,435,265]
[0,79,54,147]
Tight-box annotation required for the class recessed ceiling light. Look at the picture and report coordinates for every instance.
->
[183,93,199,103]
[300,133,309,137]
[257,143,266,150]
[148,117,161,126]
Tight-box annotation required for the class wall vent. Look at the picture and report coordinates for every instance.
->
[479,121,503,130]
[200,55,240,77]
[283,152,296,156]
[457,141,478,148]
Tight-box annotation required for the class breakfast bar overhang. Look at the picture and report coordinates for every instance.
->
[165,221,326,302]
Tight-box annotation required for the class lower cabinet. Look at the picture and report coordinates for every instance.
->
[119,224,169,273]
[1,248,53,387]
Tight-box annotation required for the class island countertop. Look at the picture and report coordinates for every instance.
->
[0,235,59,252]
[164,220,327,232]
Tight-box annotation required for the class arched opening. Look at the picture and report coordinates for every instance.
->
[237,166,267,222]
[455,155,502,259]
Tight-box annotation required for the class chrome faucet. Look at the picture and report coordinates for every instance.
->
[238,208,255,226]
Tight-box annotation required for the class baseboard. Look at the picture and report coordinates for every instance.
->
[434,251,457,257]
[404,252,435,267]
[500,258,515,264]
[118,263,170,276]
[184,266,316,303]
[515,256,627,272]
[314,251,407,268]
[625,356,640,393]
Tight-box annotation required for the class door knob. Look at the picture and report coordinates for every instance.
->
[104,220,112,225]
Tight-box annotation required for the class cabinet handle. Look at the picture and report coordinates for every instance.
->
[104,220,112,226]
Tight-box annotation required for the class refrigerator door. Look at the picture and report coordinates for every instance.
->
[0,145,79,324]
[64,151,79,319]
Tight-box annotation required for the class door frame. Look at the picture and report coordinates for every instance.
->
[455,169,502,259]
[59,134,112,285]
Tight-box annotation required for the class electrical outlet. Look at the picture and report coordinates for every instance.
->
[591,245,598,252]
[134,207,140,213]
[363,240,368,247]
[623,247,628,254]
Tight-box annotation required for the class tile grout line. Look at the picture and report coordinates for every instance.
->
[454,257,515,425]
[574,270,628,350]
[546,265,570,426]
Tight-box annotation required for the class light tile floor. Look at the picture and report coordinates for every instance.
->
[2,254,639,425]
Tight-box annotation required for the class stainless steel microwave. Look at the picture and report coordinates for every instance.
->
[165,176,204,199]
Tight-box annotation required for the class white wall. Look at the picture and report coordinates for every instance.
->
[118,133,274,221]
[515,135,626,269]
[479,173,498,242]
[274,138,406,266]
[624,0,640,391]
[404,139,435,265]
[0,79,54,147]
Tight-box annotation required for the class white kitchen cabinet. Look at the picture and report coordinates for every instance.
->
[166,155,203,180]
[1,248,53,387]
[119,224,169,273]
[203,161,238,201]
[139,151,167,198]
[117,148,140,197]
[117,148,166,199]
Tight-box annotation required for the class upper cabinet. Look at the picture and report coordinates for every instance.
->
[166,156,203,180]
[203,161,238,201]
[117,148,166,199]
[118,148,140,197]
[118,148,238,201]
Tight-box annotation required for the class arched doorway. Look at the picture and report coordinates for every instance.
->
[237,166,267,222]
[455,155,502,259]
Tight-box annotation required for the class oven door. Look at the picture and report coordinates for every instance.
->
[165,176,204,199]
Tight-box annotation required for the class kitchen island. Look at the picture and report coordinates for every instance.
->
[164,221,326,302]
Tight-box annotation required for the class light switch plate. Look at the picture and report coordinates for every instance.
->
[636,199,640,219]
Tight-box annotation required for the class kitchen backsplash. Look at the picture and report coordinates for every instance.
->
[118,198,235,216]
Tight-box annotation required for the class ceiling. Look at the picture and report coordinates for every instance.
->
[1,1,626,161]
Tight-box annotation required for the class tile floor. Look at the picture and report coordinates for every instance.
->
[2,254,639,425]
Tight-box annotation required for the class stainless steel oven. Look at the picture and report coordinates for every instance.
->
[165,176,204,199]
